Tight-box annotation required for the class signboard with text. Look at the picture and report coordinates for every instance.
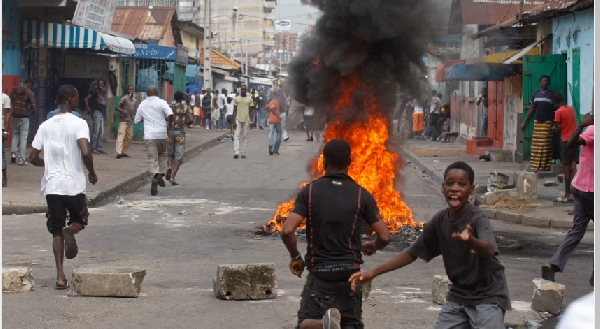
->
[72,0,116,33]
[275,20,291,31]
[176,45,189,65]
[120,43,176,60]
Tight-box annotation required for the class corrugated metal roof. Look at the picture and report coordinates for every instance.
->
[111,6,175,41]
[199,48,241,70]
[460,0,551,25]
[475,0,590,37]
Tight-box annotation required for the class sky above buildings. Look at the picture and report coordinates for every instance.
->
[273,0,320,33]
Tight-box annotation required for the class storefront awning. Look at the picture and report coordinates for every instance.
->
[444,62,519,82]
[436,60,464,82]
[464,47,539,66]
[23,20,135,55]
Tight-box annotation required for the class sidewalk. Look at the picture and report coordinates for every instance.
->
[399,138,593,231]
[2,127,229,215]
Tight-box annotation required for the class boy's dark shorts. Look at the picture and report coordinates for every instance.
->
[226,115,234,125]
[46,194,89,237]
[296,272,363,329]
[561,141,579,165]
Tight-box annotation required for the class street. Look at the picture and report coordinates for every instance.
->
[2,130,594,329]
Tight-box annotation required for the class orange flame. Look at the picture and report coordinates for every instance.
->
[263,74,414,233]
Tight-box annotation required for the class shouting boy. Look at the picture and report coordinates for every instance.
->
[350,161,510,329]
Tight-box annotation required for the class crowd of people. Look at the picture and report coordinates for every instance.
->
[396,90,451,141]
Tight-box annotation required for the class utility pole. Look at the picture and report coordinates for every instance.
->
[518,0,524,20]
[203,0,212,90]
[245,39,249,76]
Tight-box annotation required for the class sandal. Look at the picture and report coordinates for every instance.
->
[170,179,179,186]
[541,265,555,282]
[554,197,574,203]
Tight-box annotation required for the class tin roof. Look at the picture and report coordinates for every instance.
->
[111,6,176,41]
[460,0,554,25]
[199,48,241,70]
[475,0,591,38]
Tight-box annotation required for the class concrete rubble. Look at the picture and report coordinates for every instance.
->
[431,275,452,305]
[2,267,35,292]
[213,263,277,301]
[70,267,146,297]
[530,278,565,315]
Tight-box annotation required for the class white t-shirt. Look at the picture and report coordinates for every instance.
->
[134,96,173,140]
[31,113,90,196]
[218,93,226,109]
[304,107,315,116]
[226,93,235,116]
[413,105,424,114]
[2,93,11,129]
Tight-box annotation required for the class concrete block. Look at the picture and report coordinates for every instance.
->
[213,263,276,300]
[474,185,488,195]
[432,275,453,305]
[531,279,565,314]
[2,267,35,292]
[488,149,513,162]
[516,171,537,199]
[478,206,497,219]
[496,211,522,224]
[70,267,146,297]
[521,215,550,228]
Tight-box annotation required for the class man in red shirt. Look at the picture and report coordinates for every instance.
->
[266,93,282,155]
[9,78,37,165]
[552,93,578,202]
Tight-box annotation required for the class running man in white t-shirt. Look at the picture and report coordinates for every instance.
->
[29,84,98,290]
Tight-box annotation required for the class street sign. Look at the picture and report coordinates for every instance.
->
[275,20,291,31]
[72,0,117,33]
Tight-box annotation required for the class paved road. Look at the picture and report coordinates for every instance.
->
[2,130,593,328]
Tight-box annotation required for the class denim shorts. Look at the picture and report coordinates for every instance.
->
[167,130,186,163]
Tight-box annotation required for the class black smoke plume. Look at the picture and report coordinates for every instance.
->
[289,0,435,118]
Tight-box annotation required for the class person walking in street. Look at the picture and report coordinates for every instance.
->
[211,90,219,129]
[134,86,174,196]
[192,88,201,127]
[552,92,578,203]
[279,92,290,141]
[9,78,37,165]
[521,75,555,172]
[226,91,236,140]
[28,84,98,290]
[84,80,107,155]
[281,139,391,329]
[201,88,213,129]
[250,88,259,129]
[115,85,137,159]
[233,85,253,159]
[2,92,11,186]
[412,98,425,137]
[218,88,227,129]
[477,87,489,137]
[350,161,510,329]
[542,112,594,285]
[166,91,193,186]
[303,106,315,141]
[429,90,442,141]
[267,93,282,155]
[257,88,268,130]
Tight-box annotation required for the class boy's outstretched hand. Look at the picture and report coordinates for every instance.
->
[349,270,375,291]
[451,224,473,243]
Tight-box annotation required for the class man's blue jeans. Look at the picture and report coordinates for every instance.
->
[481,114,488,137]
[219,109,226,129]
[91,111,104,151]
[268,122,282,153]
[10,117,29,160]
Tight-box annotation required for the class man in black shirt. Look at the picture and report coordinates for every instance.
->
[281,139,391,329]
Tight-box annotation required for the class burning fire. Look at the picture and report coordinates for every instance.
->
[263,74,414,233]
